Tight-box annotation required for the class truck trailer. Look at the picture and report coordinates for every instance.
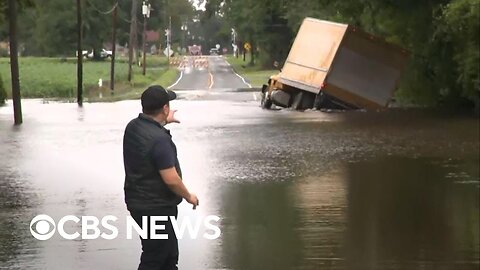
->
[261,18,409,110]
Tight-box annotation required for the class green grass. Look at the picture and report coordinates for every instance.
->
[0,56,178,102]
[88,65,179,102]
[225,55,278,87]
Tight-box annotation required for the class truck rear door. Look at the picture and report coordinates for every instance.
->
[279,18,348,94]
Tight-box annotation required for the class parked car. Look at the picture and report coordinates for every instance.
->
[85,49,113,59]
[76,50,89,58]
[100,49,113,58]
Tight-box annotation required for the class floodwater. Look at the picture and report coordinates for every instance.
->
[0,96,478,270]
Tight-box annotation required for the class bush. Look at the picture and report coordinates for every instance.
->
[0,48,8,57]
[0,73,6,105]
[438,0,480,109]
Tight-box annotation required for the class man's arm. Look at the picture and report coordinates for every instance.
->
[159,167,199,209]
[166,109,179,125]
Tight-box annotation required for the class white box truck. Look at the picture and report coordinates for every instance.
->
[261,18,409,110]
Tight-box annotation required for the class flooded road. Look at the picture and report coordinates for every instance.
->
[0,96,479,270]
[168,56,250,90]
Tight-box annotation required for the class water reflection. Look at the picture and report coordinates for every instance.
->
[0,100,478,269]
[217,157,479,270]
[345,157,479,270]
[221,181,302,270]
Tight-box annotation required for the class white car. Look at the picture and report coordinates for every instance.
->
[86,49,112,59]
[100,49,113,58]
[209,48,219,55]
[76,50,89,58]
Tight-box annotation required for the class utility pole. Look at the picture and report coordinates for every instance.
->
[142,14,147,75]
[110,1,117,94]
[231,28,238,58]
[181,17,188,54]
[76,0,83,106]
[167,16,172,61]
[8,0,22,125]
[128,0,138,82]
[142,2,150,76]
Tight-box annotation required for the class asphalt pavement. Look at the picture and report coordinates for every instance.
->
[168,56,251,91]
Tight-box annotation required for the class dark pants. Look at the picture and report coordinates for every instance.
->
[130,206,178,270]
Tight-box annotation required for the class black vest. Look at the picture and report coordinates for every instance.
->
[123,113,182,211]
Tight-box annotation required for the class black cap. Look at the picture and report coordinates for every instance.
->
[141,85,177,113]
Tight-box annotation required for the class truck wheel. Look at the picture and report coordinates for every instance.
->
[291,92,304,110]
[314,92,326,110]
[261,92,272,109]
[271,90,291,108]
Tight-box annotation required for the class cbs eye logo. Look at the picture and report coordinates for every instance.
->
[30,214,56,240]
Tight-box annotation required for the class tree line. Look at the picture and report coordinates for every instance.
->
[0,0,479,110]
[0,0,194,57]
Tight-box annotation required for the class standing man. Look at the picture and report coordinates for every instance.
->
[123,85,199,270]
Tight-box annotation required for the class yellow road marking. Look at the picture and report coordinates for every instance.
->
[208,72,214,89]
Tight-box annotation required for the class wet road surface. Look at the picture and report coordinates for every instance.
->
[0,59,479,270]
[168,56,251,90]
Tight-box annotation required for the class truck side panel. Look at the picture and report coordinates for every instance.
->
[324,29,409,108]
[279,19,348,94]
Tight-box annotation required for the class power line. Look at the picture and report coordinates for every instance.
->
[86,0,118,15]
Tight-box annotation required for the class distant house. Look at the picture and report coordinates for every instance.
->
[0,42,9,56]
[146,31,160,43]
[146,31,160,54]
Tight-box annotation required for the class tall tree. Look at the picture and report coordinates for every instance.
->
[437,0,479,111]
[217,0,292,67]
[82,0,113,59]
[22,0,78,56]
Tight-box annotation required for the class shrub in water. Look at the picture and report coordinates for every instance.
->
[0,73,6,105]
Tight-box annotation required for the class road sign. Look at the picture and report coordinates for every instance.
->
[164,46,174,57]
[188,45,202,55]
[244,42,251,51]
